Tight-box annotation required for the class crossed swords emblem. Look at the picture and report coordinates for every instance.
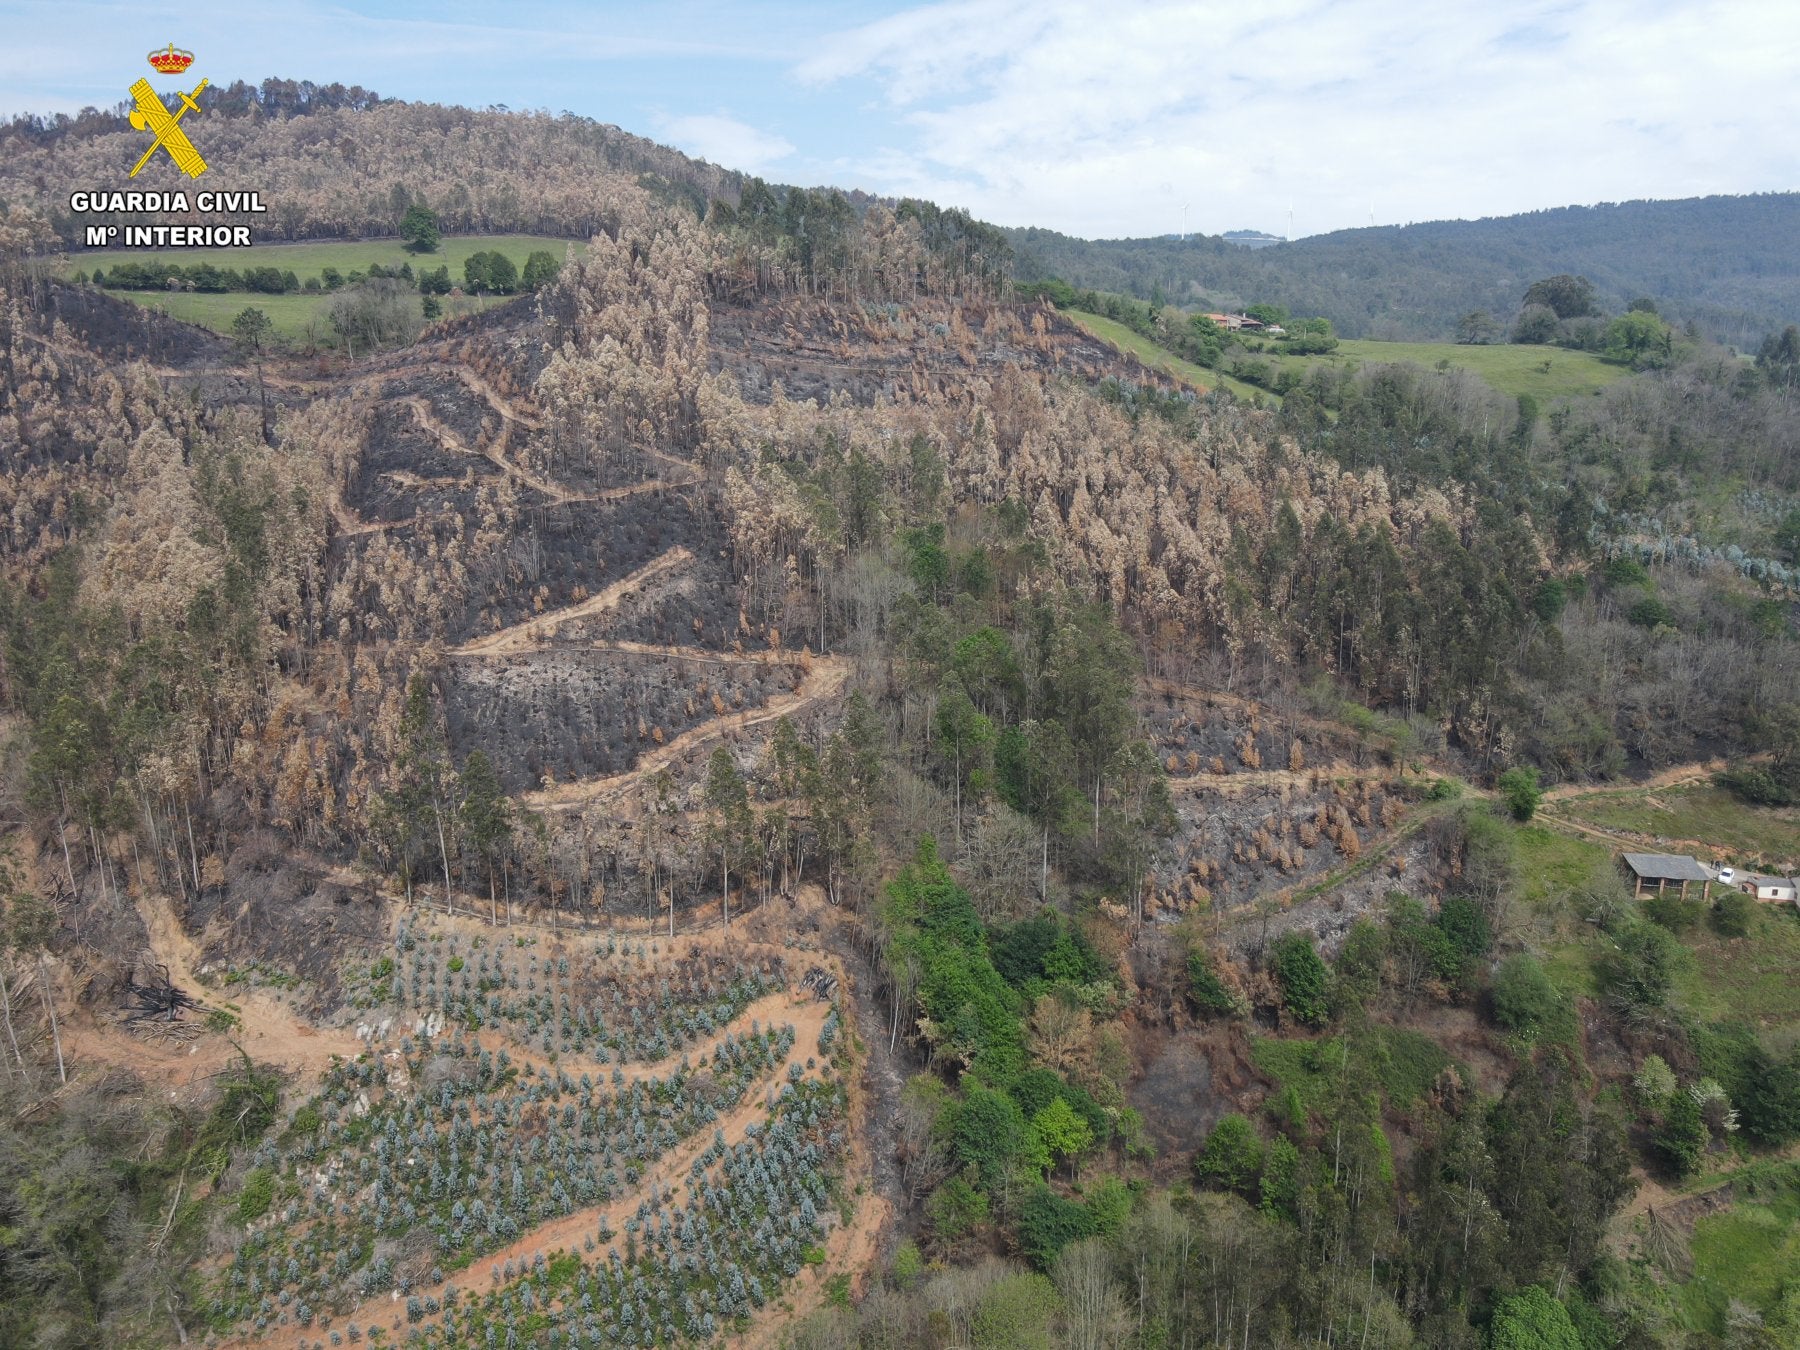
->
[128,76,210,178]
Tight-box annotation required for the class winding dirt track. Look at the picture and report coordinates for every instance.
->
[520,654,850,813]
[450,548,695,656]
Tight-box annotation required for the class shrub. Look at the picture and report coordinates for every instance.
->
[1491,954,1560,1037]
[1655,1089,1708,1176]
[1186,947,1244,1017]
[1645,890,1700,933]
[1488,1286,1583,1350]
[1712,890,1755,938]
[1601,921,1686,1018]
[925,1176,988,1245]
[1259,1135,1300,1221]
[238,1168,274,1223]
[1717,766,1793,806]
[1627,596,1674,629]
[1496,766,1542,821]
[1193,1114,1263,1196]
[1014,1186,1094,1270]
[1269,931,1330,1026]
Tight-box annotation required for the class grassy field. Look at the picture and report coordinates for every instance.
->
[65,234,578,340]
[1678,901,1800,1027]
[1510,811,1800,1027]
[1063,311,1271,402]
[1062,310,1627,407]
[1675,1162,1800,1334]
[1323,339,1629,401]
[1550,783,1800,870]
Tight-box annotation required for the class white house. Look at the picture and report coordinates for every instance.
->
[1736,873,1799,904]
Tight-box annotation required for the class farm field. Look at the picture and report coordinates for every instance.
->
[1063,310,1270,401]
[1323,338,1629,400]
[62,234,579,339]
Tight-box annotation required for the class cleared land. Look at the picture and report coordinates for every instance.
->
[1548,782,1800,869]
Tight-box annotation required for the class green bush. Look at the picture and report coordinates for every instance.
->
[1491,954,1560,1036]
[1711,890,1755,938]
[1645,890,1700,933]
[926,1176,989,1244]
[1717,766,1794,806]
[1186,947,1244,1017]
[1488,1286,1583,1349]
[1496,766,1542,821]
[1193,1113,1264,1196]
[1601,921,1686,1018]
[1014,1186,1094,1270]
[237,1168,274,1224]
[1269,931,1330,1026]
[1655,1089,1708,1177]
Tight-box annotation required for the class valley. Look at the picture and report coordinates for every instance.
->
[1,74,1800,1350]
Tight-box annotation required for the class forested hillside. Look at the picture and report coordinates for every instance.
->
[3,91,1800,1350]
[1010,194,1800,346]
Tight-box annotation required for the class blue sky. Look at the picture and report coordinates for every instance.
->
[6,0,1798,239]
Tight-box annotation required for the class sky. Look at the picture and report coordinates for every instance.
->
[5,0,1798,240]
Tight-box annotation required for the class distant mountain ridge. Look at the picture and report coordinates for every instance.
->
[1008,193,1800,347]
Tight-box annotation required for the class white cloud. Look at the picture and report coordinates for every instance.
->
[655,112,796,173]
[799,0,1800,237]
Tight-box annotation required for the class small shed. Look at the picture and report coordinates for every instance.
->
[1737,874,1799,904]
[1622,853,1713,901]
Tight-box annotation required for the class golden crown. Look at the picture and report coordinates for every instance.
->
[149,44,195,75]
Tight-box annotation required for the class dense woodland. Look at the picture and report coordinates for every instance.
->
[1009,194,1800,348]
[2,93,1800,1350]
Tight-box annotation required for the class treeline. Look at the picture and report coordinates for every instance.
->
[709,180,1013,302]
[1008,193,1800,347]
[0,76,385,147]
[81,250,560,302]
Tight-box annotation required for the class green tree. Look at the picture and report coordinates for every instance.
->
[1194,1113,1264,1197]
[951,1082,1026,1192]
[230,306,275,441]
[1488,1286,1582,1350]
[1491,954,1561,1037]
[1187,946,1244,1017]
[970,1271,1061,1349]
[1029,1098,1095,1178]
[1270,931,1330,1026]
[521,249,561,291]
[1523,274,1599,319]
[925,1175,989,1249]
[484,251,519,294]
[1456,310,1499,345]
[1655,1089,1707,1177]
[1496,766,1542,821]
[1602,921,1685,1021]
[1259,1135,1300,1221]
[458,750,512,922]
[703,746,752,926]
[400,202,440,253]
